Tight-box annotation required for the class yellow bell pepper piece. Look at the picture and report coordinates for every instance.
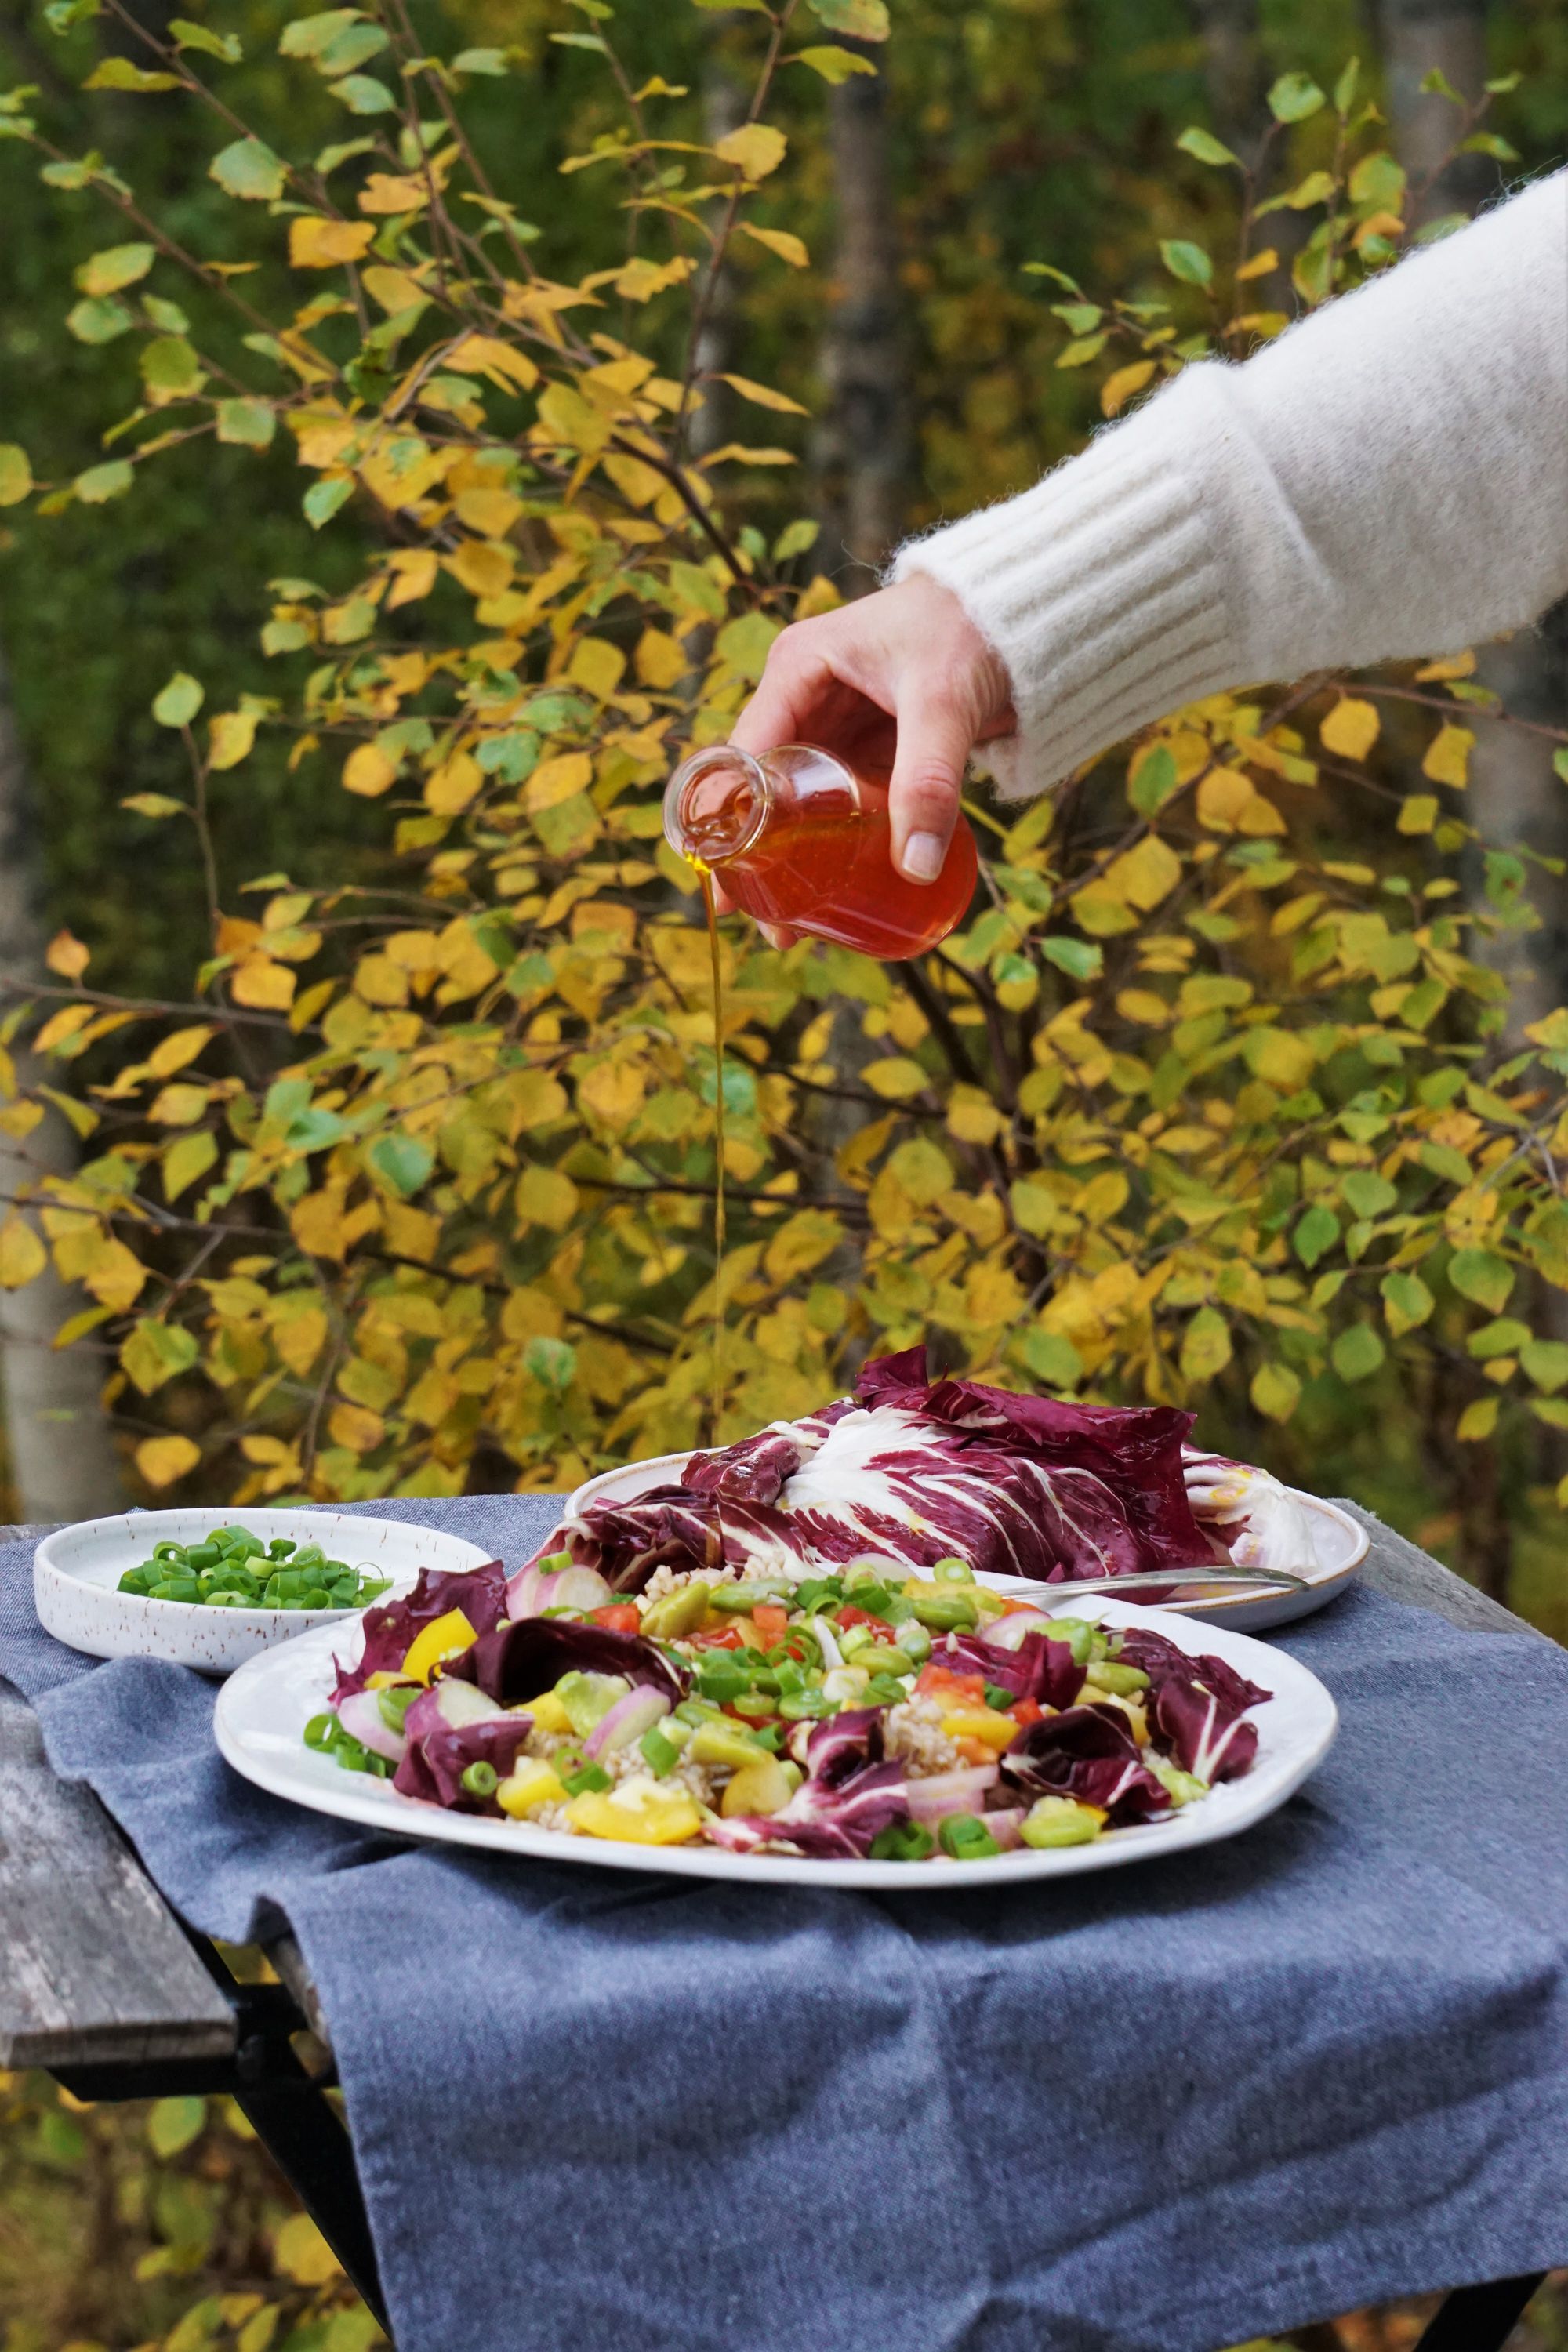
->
[401,1606,477,1685]
[567,1788,702,1846]
[526,1688,574,1735]
[365,1670,415,1692]
[1080,1687,1149,1746]
[939,1706,1019,1754]
[497,1761,567,1819]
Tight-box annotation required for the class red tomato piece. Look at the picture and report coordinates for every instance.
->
[688,1624,744,1651]
[916,1664,987,1708]
[837,1603,891,1631]
[1008,1696,1043,1729]
[590,1604,641,1634]
[753,1602,789,1645]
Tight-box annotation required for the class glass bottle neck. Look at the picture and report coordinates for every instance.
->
[662,746,773,869]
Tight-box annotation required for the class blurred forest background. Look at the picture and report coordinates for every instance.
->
[1,1,1567,2344]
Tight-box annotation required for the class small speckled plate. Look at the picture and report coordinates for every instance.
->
[33,1508,495,1677]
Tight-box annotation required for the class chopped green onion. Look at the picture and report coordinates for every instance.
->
[938,1814,1002,1860]
[562,1762,612,1796]
[640,1727,681,1777]
[869,1820,936,1863]
[303,1713,336,1750]
[460,1759,499,1798]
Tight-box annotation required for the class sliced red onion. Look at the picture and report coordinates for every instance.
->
[983,1806,1025,1851]
[583,1686,670,1760]
[336,1690,407,1764]
[906,1763,999,1822]
[982,1610,1056,1652]
[505,1560,614,1619]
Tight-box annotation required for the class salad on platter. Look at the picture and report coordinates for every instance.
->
[306,1349,1276,1864]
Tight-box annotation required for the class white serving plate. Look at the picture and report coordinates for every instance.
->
[34,1508,495,1676]
[564,1453,1367,1633]
[214,1596,1338,1891]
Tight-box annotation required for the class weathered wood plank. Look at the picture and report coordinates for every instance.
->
[0,1679,234,2069]
[1337,1502,1546,1639]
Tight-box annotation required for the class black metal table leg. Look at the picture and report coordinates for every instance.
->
[52,1939,390,2341]
[1413,2271,1548,2352]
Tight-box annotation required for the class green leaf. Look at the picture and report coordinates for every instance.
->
[1552,747,1568,786]
[1448,1247,1512,1314]
[1019,1329,1083,1389]
[0,445,33,506]
[1176,126,1240,168]
[75,241,154,296]
[74,459,133,503]
[1039,935,1103,982]
[1250,1361,1301,1422]
[1054,331,1109,367]
[1330,1323,1385,1383]
[216,398,277,448]
[1294,1201,1340,1269]
[209,136,287,201]
[169,18,242,61]
[1418,65,1464,103]
[140,335,204,397]
[279,9,363,59]
[806,0,891,36]
[122,1317,200,1396]
[143,293,190,333]
[1334,55,1361,114]
[1458,130,1519,162]
[1021,262,1083,292]
[1468,1316,1531,1361]
[303,476,353,528]
[452,48,511,74]
[792,44,877,82]
[331,72,397,113]
[367,1133,433,1197]
[524,1334,577,1392]
[147,2096,206,2158]
[1341,1171,1396,1219]
[1128,742,1180,817]
[122,792,188,818]
[1180,1305,1232,1383]
[66,295,134,344]
[1521,1338,1568,1394]
[773,517,819,562]
[1159,238,1213,288]
[550,32,608,49]
[44,0,98,28]
[313,20,390,74]
[1268,71,1326,122]
[1381,1270,1434,1336]
[153,672,204,728]
[83,57,181,90]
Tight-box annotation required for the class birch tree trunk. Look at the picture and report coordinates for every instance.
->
[0,658,122,1523]
[815,40,912,590]
[1189,0,1269,162]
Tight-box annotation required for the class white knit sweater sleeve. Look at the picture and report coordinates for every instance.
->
[891,169,1568,801]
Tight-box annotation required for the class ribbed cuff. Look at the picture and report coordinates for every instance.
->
[891,369,1243,800]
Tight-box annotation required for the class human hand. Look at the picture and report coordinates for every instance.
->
[730,572,1014,889]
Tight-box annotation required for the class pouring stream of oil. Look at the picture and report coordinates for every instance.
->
[699,866,726,1449]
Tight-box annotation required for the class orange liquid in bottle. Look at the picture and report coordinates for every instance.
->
[664,742,977,960]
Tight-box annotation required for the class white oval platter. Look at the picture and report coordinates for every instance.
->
[564,1453,1367,1634]
[213,1595,1338,1892]
[34,1507,495,1676]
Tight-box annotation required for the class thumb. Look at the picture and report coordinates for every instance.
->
[888,693,973,884]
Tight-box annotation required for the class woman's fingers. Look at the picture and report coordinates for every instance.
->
[888,689,980,881]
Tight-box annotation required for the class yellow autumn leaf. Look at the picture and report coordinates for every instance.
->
[208,710,259,770]
[526,752,593,813]
[1101,359,1156,418]
[635,628,688,689]
[577,1060,647,1128]
[715,123,787,180]
[273,1305,328,1377]
[0,1215,46,1290]
[515,1163,579,1232]
[45,927,90,980]
[328,1400,384,1454]
[358,172,431,215]
[1101,833,1181,912]
[1243,1026,1316,1091]
[862,1057,929,1101]
[425,750,482,815]
[715,373,809,416]
[1397,794,1439,834]
[1422,723,1475,789]
[354,954,409,1007]
[446,334,539,391]
[1319,697,1381,761]
[447,540,515,600]
[289,216,376,269]
[386,549,438,606]
[147,1025,217,1078]
[740,223,809,269]
[1457,1396,1498,1443]
[344,742,397,797]
[273,2214,340,2288]
[230,957,297,1011]
[136,1433,201,1489]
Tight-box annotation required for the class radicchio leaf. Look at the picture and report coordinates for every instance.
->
[446,1615,688,1707]
[1112,1628,1269,1783]
[553,1486,722,1594]
[942,1628,1086,1709]
[711,1709,911,1858]
[392,1686,533,1811]
[330,1560,509,1704]
[1000,1704,1173,1825]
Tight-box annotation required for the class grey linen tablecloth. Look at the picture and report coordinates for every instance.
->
[3,1494,1567,2352]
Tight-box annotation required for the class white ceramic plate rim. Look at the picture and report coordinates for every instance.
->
[561,1452,1368,1626]
[33,1507,495,1668]
[214,1595,1338,1892]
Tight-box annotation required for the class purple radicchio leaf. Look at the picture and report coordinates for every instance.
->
[330,1560,508,1704]
[392,1696,534,1812]
[1000,1704,1173,1825]
[942,1628,1086,1709]
[713,1760,913,1860]
[1112,1628,1269,1784]
[445,1615,688,1708]
[549,1486,722,1595]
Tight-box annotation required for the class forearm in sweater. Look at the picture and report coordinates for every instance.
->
[891,169,1568,801]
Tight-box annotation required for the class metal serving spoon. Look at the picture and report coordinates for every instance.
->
[997,1564,1312,1607]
